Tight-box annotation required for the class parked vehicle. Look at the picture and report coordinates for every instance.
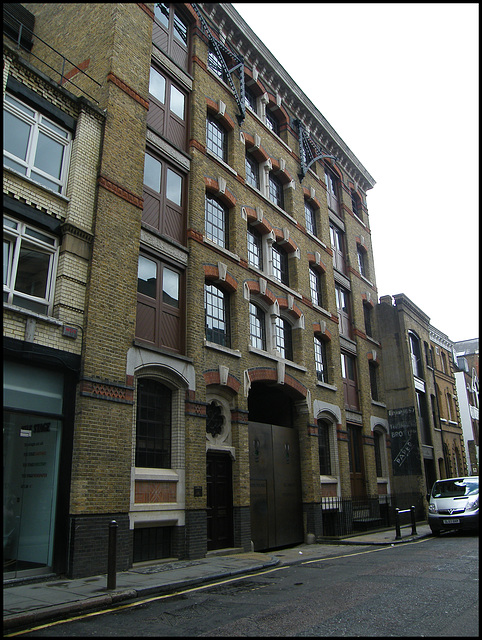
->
[427,476,479,535]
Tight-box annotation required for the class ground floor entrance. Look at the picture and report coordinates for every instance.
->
[3,361,64,579]
[206,451,234,551]
[249,421,304,550]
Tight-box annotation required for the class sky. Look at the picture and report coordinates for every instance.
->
[232,3,479,343]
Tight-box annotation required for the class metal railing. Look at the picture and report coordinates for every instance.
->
[4,8,102,105]
[320,493,425,537]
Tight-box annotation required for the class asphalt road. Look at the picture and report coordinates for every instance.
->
[14,531,479,637]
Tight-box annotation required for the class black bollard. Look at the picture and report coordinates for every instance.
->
[410,506,417,536]
[394,508,401,539]
[107,520,118,590]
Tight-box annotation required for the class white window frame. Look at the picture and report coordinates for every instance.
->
[3,93,72,195]
[248,295,296,362]
[3,215,59,315]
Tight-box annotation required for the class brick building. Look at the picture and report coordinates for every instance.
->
[4,3,396,580]
[454,338,479,475]
[377,294,468,507]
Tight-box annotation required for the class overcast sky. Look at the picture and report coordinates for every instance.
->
[232,3,479,343]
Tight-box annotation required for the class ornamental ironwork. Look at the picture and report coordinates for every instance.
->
[206,401,224,437]
[295,119,337,182]
[191,3,246,124]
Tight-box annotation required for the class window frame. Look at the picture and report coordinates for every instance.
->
[330,222,347,275]
[3,215,59,315]
[341,351,359,410]
[369,362,379,401]
[247,225,263,270]
[324,166,341,216]
[265,108,280,136]
[136,251,184,352]
[205,282,230,347]
[309,267,323,308]
[147,66,187,148]
[363,302,373,338]
[245,152,260,190]
[357,247,368,278]
[268,172,284,209]
[318,419,332,476]
[206,115,228,162]
[3,93,72,195]
[409,331,424,379]
[249,301,266,350]
[153,3,190,71]
[314,336,328,383]
[135,377,172,469]
[274,315,293,361]
[142,150,185,243]
[271,242,289,286]
[205,193,229,249]
[335,284,352,339]
[304,200,316,235]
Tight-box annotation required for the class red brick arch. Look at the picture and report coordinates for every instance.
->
[203,369,241,393]
[246,367,307,399]
[204,264,238,292]
[244,206,273,235]
[204,176,237,208]
[243,132,270,163]
[206,97,235,131]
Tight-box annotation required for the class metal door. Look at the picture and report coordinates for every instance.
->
[206,452,233,550]
[249,422,303,550]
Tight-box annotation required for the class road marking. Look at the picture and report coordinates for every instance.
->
[5,539,433,637]
[300,536,432,565]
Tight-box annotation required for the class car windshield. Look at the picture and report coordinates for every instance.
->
[432,479,479,498]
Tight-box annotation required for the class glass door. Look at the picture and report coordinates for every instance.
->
[3,412,61,578]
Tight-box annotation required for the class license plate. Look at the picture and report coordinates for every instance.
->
[442,518,460,524]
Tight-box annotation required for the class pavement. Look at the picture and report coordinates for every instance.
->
[3,523,433,633]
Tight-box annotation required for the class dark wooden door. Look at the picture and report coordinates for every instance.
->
[347,424,366,498]
[206,452,233,551]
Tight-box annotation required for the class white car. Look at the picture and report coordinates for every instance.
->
[427,476,479,535]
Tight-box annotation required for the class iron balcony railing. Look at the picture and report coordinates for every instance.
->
[4,7,102,105]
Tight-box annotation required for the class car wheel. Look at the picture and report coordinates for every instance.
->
[430,528,441,536]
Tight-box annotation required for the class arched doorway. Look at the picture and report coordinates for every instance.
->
[248,382,304,550]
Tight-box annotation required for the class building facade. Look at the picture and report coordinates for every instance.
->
[4,3,105,578]
[4,2,395,580]
[429,325,468,479]
[377,294,468,507]
[454,339,479,475]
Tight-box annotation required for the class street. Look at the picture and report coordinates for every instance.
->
[11,531,479,637]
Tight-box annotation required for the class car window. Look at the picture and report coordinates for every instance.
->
[432,479,478,498]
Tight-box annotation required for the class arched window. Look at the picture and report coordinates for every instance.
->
[136,379,172,468]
